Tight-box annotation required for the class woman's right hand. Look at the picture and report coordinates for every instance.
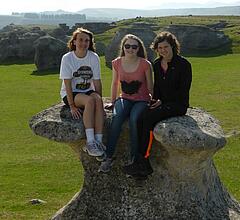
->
[70,105,82,119]
[150,99,162,109]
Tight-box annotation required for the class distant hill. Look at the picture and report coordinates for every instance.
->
[40,10,71,15]
[79,6,240,19]
[0,6,240,29]
[0,12,86,29]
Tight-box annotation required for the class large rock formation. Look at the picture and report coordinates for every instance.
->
[164,25,231,55]
[105,27,156,68]
[0,25,45,62]
[33,35,67,71]
[29,99,240,220]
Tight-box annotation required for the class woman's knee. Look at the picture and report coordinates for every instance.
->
[85,95,95,106]
[129,112,141,126]
[91,93,103,106]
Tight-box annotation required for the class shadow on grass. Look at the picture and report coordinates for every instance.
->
[31,68,59,76]
[0,59,34,65]
[183,42,232,58]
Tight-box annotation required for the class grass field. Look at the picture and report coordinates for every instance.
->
[0,55,239,219]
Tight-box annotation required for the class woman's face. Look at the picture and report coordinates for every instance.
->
[156,40,173,60]
[123,39,139,57]
[74,32,90,51]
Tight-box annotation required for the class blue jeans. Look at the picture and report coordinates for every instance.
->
[106,98,148,160]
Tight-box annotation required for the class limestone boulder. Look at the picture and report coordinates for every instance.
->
[95,41,106,56]
[29,99,240,220]
[33,35,67,71]
[0,25,45,62]
[164,25,231,55]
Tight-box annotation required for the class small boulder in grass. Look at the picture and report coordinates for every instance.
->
[29,199,47,205]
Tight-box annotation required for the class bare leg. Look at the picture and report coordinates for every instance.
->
[90,93,104,134]
[74,93,95,129]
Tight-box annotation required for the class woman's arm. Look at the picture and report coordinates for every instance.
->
[64,79,74,107]
[111,66,119,103]
[64,79,81,119]
[176,60,192,107]
[93,79,102,97]
[145,64,153,97]
[152,61,161,100]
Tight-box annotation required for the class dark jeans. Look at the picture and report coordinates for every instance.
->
[137,103,187,157]
[106,98,148,160]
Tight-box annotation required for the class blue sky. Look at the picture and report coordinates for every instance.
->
[1,0,240,15]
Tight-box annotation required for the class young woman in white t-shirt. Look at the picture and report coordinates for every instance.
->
[60,27,105,158]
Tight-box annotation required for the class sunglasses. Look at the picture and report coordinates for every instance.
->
[124,44,138,50]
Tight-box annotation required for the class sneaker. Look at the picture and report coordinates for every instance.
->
[144,159,153,176]
[122,160,140,176]
[95,141,107,151]
[98,158,113,173]
[95,141,107,161]
[123,158,153,176]
[83,141,104,157]
[96,151,107,162]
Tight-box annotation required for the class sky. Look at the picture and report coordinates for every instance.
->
[0,0,240,15]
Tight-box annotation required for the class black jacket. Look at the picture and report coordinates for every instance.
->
[152,55,192,108]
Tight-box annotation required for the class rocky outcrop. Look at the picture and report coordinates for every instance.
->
[95,41,106,56]
[71,22,116,34]
[164,25,231,55]
[33,35,67,71]
[0,25,45,62]
[29,99,240,220]
[105,27,156,68]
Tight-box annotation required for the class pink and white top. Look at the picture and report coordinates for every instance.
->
[112,57,151,102]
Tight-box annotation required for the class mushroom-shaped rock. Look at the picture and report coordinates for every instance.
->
[29,100,240,220]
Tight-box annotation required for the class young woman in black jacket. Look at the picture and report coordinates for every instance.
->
[123,31,192,178]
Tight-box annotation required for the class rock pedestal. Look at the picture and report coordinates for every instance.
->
[29,99,240,220]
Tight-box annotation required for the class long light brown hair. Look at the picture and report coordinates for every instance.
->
[119,34,147,58]
[67,27,95,52]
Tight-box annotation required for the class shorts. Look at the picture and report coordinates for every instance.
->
[62,90,96,107]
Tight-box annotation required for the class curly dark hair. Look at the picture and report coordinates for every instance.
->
[151,31,180,55]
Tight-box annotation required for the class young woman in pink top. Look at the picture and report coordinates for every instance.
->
[99,34,153,173]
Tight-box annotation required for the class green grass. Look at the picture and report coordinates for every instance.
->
[0,54,239,219]
[0,64,83,219]
[188,54,240,199]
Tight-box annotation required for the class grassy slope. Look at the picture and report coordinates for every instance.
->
[0,54,239,219]
[96,16,240,53]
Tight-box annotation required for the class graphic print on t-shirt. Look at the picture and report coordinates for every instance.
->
[73,66,93,90]
[120,80,142,95]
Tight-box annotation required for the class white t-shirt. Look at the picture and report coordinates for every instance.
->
[59,50,101,98]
